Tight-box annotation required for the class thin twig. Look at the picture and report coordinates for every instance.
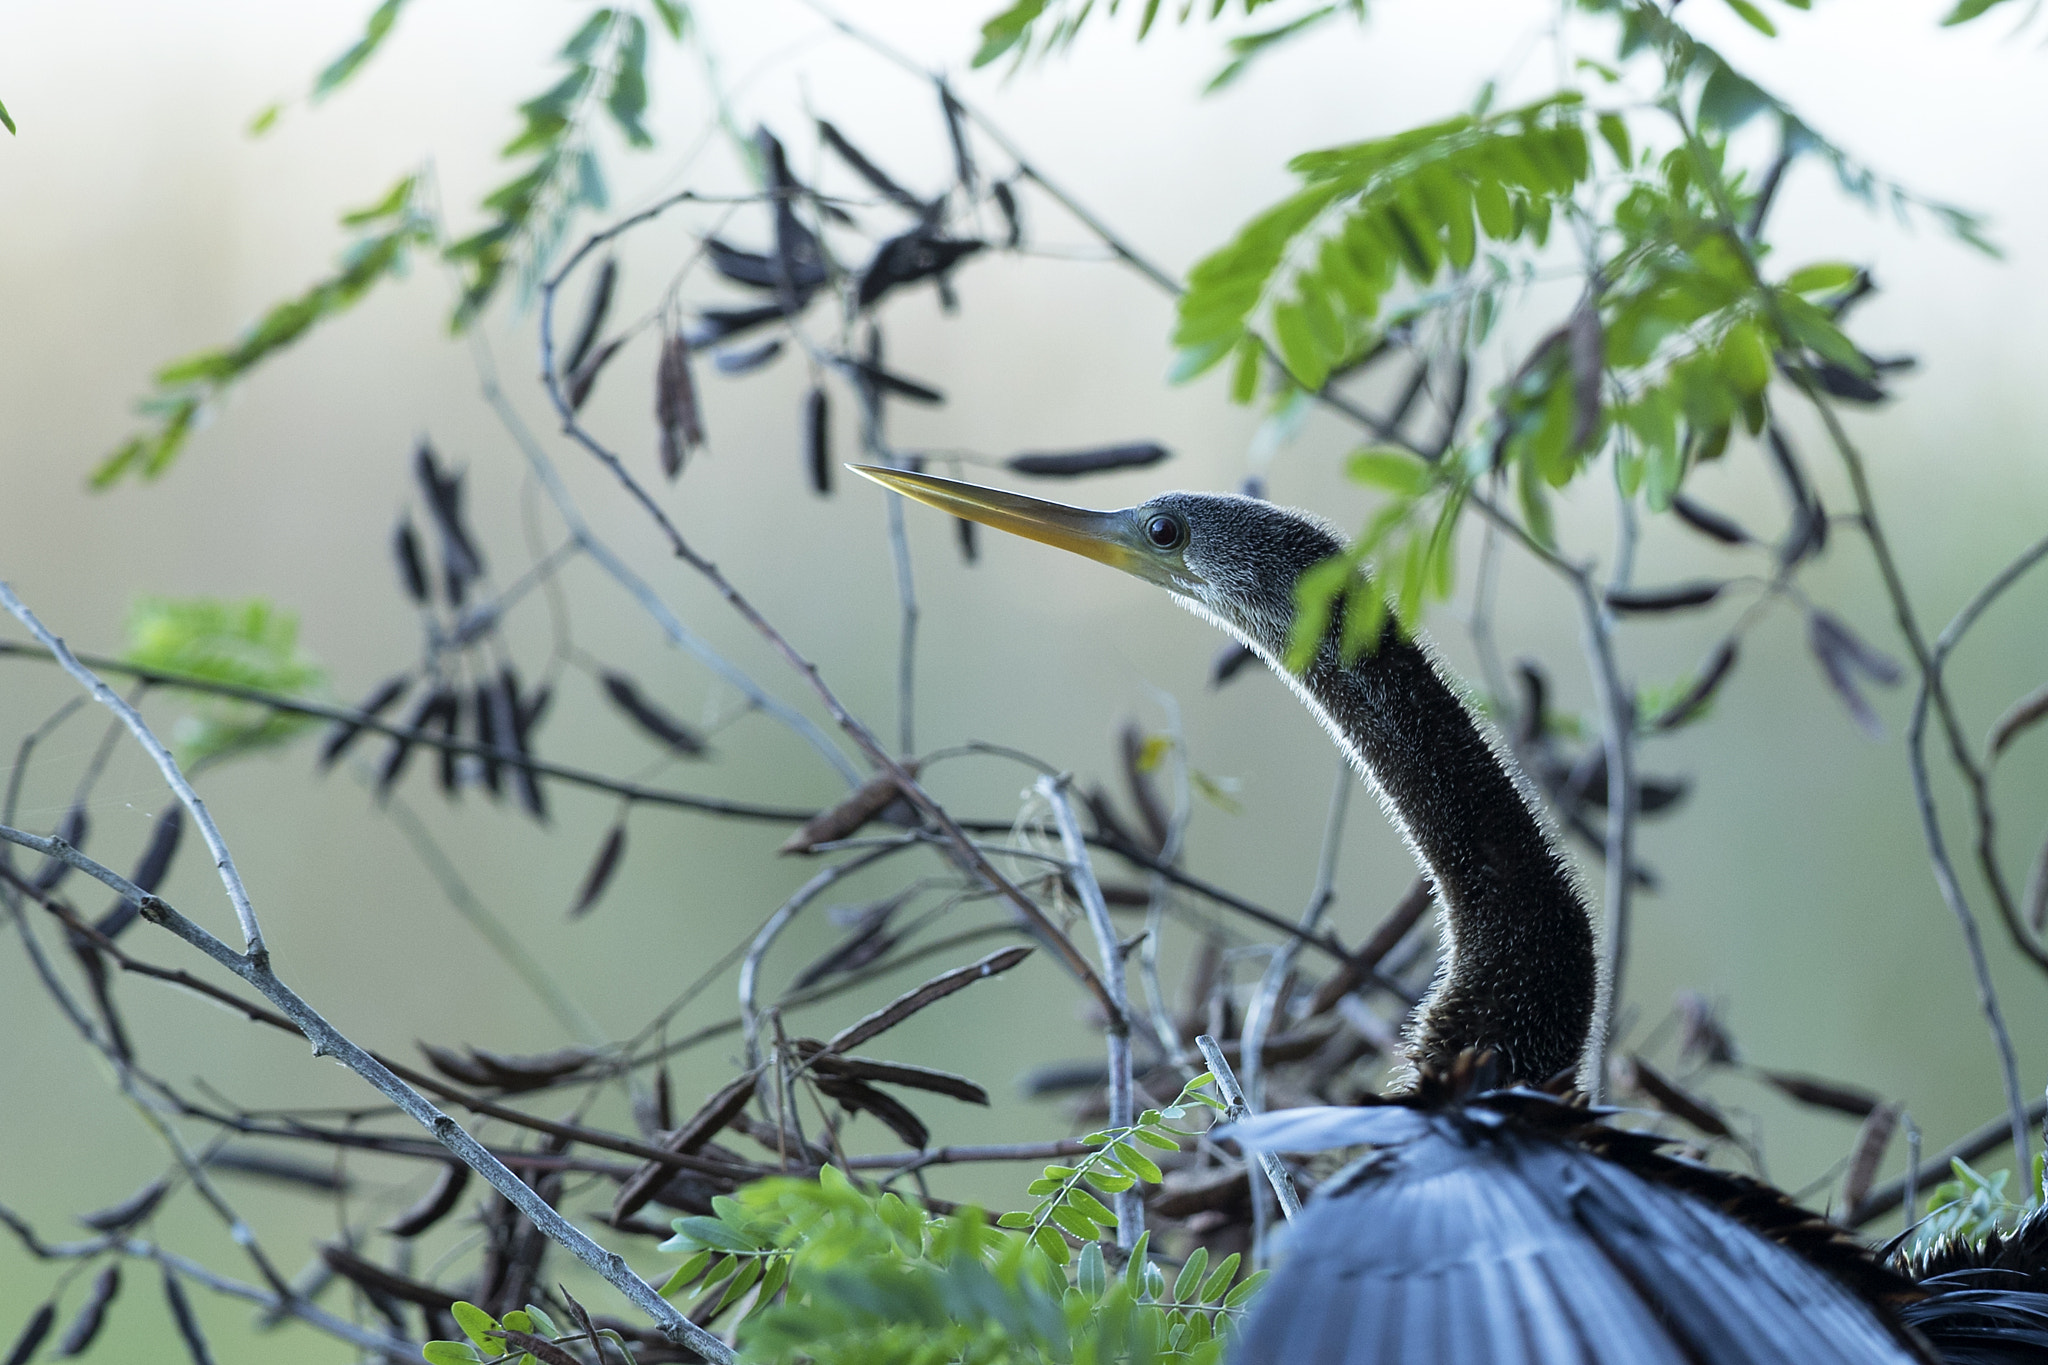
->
[0,585,267,957]
[1195,1034,1301,1226]
[1038,773,1140,1251]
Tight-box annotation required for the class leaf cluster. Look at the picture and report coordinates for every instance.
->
[123,596,326,763]
[997,1075,1223,1266]
[93,175,431,487]
[646,1162,1263,1365]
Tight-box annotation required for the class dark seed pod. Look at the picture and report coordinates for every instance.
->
[487,1329,581,1365]
[77,1178,169,1233]
[1757,1069,1880,1118]
[1842,1100,1901,1213]
[855,229,984,309]
[1210,642,1257,689]
[203,1148,348,1192]
[1566,291,1604,451]
[567,336,626,412]
[656,332,703,480]
[805,386,831,495]
[30,802,88,893]
[817,119,924,212]
[1120,722,1171,858]
[160,1269,215,1365]
[417,1042,500,1088]
[991,178,1022,248]
[384,1162,471,1239]
[569,823,626,918]
[414,442,483,602]
[320,674,412,769]
[814,1075,929,1148]
[712,337,783,374]
[430,690,464,795]
[1006,443,1170,477]
[1618,1055,1733,1139]
[377,689,448,798]
[1605,580,1725,614]
[1670,494,1752,545]
[3,1303,53,1365]
[392,518,429,603]
[780,762,920,854]
[687,303,789,348]
[1808,610,1901,739]
[705,238,784,291]
[472,680,504,797]
[601,673,708,757]
[1653,640,1737,731]
[562,256,617,380]
[54,1264,120,1357]
[956,516,978,564]
[501,667,549,821]
[822,946,1033,1055]
[1990,680,2048,760]
[96,806,183,945]
[838,356,943,406]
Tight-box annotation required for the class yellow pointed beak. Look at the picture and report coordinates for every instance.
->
[850,465,1145,576]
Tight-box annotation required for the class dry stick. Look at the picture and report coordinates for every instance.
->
[0,642,1359,968]
[0,639,825,822]
[1239,760,1350,1267]
[1037,773,1140,1252]
[0,1217,414,1364]
[1669,92,2037,1175]
[1569,570,1636,1107]
[466,316,865,790]
[740,843,908,1068]
[0,586,265,958]
[1241,761,1352,1114]
[1194,1035,1301,1223]
[0,841,729,1354]
[1807,398,2033,1174]
[536,221,1119,1027]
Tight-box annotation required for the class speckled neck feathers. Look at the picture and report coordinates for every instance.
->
[1152,493,1596,1087]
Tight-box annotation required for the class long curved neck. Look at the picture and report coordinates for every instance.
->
[1288,630,1597,1087]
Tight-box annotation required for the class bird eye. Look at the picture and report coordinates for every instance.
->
[1144,513,1185,550]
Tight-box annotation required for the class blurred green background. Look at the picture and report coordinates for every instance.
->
[3,0,2047,1359]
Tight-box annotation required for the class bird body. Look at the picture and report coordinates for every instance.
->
[851,467,2048,1365]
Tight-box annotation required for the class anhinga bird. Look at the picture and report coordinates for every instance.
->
[854,466,2048,1365]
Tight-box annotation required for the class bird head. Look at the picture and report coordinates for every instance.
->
[850,466,1344,661]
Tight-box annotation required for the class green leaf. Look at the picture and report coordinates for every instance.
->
[649,0,689,40]
[1228,335,1262,405]
[1174,1248,1211,1304]
[423,1344,484,1365]
[1697,63,1772,132]
[1198,1252,1241,1304]
[1271,301,1329,391]
[1066,1188,1117,1225]
[0,96,14,135]
[1222,1269,1271,1310]
[995,1211,1034,1229]
[605,15,652,147]
[1031,1224,1070,1266]
[1595,112,1631,167]
[1087,1168,1135,1194]
[314,0,411,99]
[563,8,614,58]
[973,0,1049,66]
[451,1302,501,1352]
[1112,1142,1163,1184]
[1133,1125,1181,1150]
[1941,0,2013,22]
[1721,0,1777,35]
[124,597,326,762]
[669,1215,756,1253]
[1717,319,1771,396]
[659,1248,715,1295]
[1348,446,1432,496]
[247,103,280,136]
[1782,262,1859,295]
[1516,453,1555,550]
[1050,1203,1102,1242]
